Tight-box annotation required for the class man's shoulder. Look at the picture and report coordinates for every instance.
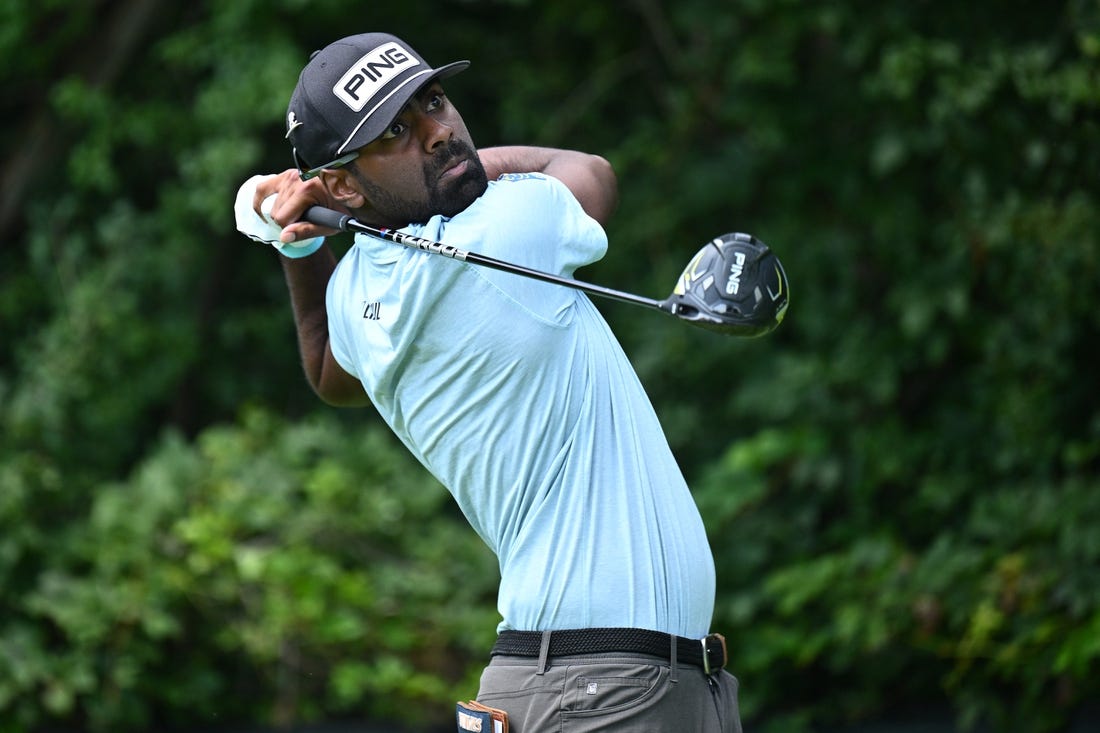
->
[468,172,594,243]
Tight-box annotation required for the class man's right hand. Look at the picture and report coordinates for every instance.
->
[250,169,348,245]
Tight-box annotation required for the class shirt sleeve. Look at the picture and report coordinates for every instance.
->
[325,268,357,379]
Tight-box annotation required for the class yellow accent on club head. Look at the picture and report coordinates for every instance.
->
[773,265,789,325]
[765,264,786,303]
[673,250,707,296]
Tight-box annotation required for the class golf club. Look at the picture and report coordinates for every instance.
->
[304,206,789,337]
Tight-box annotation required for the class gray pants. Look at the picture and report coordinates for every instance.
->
[476,652,743,733]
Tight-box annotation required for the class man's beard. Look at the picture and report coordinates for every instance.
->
[355,140,489,226]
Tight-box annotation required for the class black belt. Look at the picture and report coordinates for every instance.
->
[491,628,728,675]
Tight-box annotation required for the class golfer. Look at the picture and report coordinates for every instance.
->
[234,32,742,733]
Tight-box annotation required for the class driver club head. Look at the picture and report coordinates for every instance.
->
[662,232,790,337]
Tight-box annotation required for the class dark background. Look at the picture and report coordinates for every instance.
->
[2,1,1098,731]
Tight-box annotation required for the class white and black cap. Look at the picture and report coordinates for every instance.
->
[286,33,469,178]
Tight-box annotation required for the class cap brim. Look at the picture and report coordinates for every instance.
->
[337,60,470,155]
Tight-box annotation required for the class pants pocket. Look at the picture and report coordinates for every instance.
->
[562,663,664,714]
[559,662,673,733]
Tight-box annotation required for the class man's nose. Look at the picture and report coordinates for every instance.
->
[418,114,453,152]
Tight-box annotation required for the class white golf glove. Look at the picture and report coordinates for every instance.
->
[234,175,324,258]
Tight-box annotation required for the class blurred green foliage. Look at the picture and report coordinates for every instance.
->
[1,408,499,730]
[1,0,1098,731]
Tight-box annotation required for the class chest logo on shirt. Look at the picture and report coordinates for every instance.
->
[362,300,381,320]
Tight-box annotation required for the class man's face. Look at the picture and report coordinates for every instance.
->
[346,82,488,227]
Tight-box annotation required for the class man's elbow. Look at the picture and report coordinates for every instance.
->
[310,361,371,407]
[314,384,371,408]
[584,154,619,225]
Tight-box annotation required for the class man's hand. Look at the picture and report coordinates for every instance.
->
[250,169,350,244]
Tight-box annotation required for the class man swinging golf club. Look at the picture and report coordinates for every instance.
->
[235,31,748,732]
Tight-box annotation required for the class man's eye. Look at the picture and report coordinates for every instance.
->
[381,121,407,140]
[427,93,445,111]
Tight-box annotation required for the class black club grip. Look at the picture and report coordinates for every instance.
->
[304,206,350,231]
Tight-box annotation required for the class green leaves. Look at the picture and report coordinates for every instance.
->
[1,410,498,730]
[2,0,1098,731]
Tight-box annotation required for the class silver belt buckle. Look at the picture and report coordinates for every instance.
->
[701,633,727,675]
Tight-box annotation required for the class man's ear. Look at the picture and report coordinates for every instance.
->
[320,169,366,209]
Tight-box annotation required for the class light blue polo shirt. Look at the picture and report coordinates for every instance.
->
[326,173,715,638]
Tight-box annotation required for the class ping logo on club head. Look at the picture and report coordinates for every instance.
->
[334,42,419,111]
[725,251,746,295]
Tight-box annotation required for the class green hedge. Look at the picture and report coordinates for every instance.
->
[1,410,499,730]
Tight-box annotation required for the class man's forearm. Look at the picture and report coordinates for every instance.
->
[281,246,338,393]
